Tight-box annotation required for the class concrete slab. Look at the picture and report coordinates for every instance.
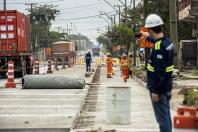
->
[72,67,159,131]
[0,99,83,106]
[0,65,96,130]
[0,94,84,99]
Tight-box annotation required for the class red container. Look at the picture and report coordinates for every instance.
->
[0,10,31,53]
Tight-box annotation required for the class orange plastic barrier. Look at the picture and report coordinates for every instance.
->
[174,106,198,129]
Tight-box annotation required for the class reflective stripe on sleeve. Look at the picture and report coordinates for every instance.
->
[166,65,174,72]
[147,63,154,72]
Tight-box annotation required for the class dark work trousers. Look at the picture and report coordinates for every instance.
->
[151,93,172,132]
[86,62,91,72]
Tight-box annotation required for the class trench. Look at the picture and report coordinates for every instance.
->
[74,66,101,129]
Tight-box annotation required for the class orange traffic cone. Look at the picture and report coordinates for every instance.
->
[47,60,53,73]
[34,60,39,74]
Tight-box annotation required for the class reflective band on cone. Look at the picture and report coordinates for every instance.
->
[47,60,53,73]
[6,60,16,88]
[34,60,39,74]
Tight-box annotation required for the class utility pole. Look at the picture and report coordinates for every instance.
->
[25,3,38,26]
[67,24,68,35]
[133,0,136,67]
[55,26,62,40]
[118,5,121,24]
[4,0,6,10]
[196,17,198,68]
[25,3,38,59]
[124,0,127,24]
[124,0,129,55]
[56,27,62,33]
[144,0,149,68]
[113,14,116,26]
[114,5,121,24]
[169,0,179,68]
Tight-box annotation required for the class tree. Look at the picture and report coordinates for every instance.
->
[97,35,111,52]
[27,4,60,48]
[97,24,133,55]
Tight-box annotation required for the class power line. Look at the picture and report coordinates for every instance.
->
[59,0,114,11]
[40,0,64,4]
[0,0,63,5]
[61,5,102,14]
[77,26,108,31]
[0,2,25,4]
[56,11,114,21]
[56,14,101,21]
[74,21,105,24]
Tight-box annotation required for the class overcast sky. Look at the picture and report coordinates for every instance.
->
[0,0,140,44]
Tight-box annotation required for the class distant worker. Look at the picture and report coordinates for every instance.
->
[121,54,129,82]
[106,53,113,78]
[85,50,92,73]
[140,14,174,132]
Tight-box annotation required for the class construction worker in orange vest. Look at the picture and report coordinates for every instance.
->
[106,53,113,78]
[121,54,129,82]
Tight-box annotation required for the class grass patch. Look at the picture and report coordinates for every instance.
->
[179,76,193,80]
[192,70,198,76]
[132,66,147,82]
[183,89,198,107]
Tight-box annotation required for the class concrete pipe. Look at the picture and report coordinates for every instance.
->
[22,75,85,89]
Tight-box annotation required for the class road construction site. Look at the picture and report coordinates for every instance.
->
[0,58,198,132]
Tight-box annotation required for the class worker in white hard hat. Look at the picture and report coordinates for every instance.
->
[85,50,92,73]
[140,14,174,132]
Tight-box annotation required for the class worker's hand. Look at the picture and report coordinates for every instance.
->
[151,93,159,102]
[140,31,150,38]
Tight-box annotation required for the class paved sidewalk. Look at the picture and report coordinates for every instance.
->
[93,67,159,131]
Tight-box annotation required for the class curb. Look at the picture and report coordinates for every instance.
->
[133,76,146,87]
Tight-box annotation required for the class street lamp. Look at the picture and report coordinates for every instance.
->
[99,11,115,26]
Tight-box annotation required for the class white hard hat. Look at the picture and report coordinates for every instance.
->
[145,14,164,28]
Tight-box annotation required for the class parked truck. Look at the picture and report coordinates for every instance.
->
[92,45,100,57]
[52,41,76,65]
[0,10,32,77]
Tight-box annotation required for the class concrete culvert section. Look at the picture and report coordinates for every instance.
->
[22,75,85,89]
[106,86,131,125]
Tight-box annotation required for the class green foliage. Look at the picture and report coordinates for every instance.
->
[146,0,170,35]
[29,4,60,25]
[183,90,198,107]
[132,65,147,82]
[192,70,198,76]
[96,35,111,51]
[27,4,60,48]
[114,24,133,44]
[96,24,133,54]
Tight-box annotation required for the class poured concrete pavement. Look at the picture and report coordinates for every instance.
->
[0,65,94,132]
